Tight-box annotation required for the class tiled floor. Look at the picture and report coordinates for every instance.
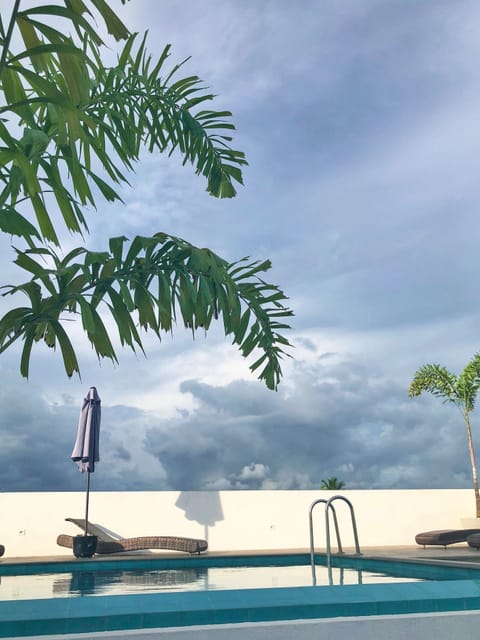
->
[359,544,480,565]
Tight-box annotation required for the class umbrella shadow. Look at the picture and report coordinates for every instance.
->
[175,491,224,541]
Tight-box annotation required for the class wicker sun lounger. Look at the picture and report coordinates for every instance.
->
[415,529,480,548]
[56,518,207,555]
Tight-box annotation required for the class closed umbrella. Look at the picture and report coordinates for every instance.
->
[71,386,101,536]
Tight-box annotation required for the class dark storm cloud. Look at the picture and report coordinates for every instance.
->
[143,352,475,491]
[0,381,79,491]
[0,351,475,492]
[0,382,163,491]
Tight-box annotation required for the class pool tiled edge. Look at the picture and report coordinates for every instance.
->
[1,580,480,637]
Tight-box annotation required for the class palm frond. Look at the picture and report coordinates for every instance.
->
[408,364,458,403]
[457,353,480,412]
[0,9,246,244]
[0,234,293,389]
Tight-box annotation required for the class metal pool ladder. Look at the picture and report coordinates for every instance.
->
[309,495,361,585]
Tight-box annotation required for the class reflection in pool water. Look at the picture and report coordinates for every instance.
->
[0,562,427,600]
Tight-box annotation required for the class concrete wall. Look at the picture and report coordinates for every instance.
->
[1,489,477,558]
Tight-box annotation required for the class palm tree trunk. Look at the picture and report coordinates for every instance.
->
[464,412,480,518]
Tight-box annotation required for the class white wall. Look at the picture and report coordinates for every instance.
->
[0,489,476,558]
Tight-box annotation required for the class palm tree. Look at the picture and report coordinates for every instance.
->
[408,354,480,518]
[321,477,346,490]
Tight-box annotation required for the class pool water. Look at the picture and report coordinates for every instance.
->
[0,553,477,600]
[2,554,480,637]
[0,563,424,600]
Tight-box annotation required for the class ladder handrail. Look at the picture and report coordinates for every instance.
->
[309,498,342,585]
[326,495,361,558]
[309,494,361,586]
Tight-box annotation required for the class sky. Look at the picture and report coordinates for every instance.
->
[1,0,480,493]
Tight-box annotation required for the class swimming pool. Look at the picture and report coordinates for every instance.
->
[0,556,427,599]
[1,553,480,637]
[0,553,476,600]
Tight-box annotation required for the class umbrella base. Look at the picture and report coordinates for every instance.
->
[72,535,97,558]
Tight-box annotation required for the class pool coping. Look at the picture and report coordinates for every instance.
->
[2,544,480,570]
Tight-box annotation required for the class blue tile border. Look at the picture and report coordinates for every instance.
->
[1,579,480,636]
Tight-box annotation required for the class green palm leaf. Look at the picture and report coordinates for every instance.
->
[408,364,458,403]
[0,5,247,244]
[0,234,293,389]
[0,3,293,394]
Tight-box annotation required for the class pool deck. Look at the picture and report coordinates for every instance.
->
[2,544,480,567]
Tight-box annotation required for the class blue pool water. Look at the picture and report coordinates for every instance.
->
[0,557,428,599]
[1,553,480,636]
[0,554,477,600]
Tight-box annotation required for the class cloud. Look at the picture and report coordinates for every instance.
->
[0,345,476,494]
[141,351,476,492]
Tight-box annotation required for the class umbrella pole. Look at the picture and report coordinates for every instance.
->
[85,471,90,536]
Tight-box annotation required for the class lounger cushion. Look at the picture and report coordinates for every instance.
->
[415,529,480,547]
[65,518,115,539]
[467,533,480,548]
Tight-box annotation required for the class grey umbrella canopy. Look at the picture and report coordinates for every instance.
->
[71,387,101,535]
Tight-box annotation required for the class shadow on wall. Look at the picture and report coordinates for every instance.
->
[175,492,224,541]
